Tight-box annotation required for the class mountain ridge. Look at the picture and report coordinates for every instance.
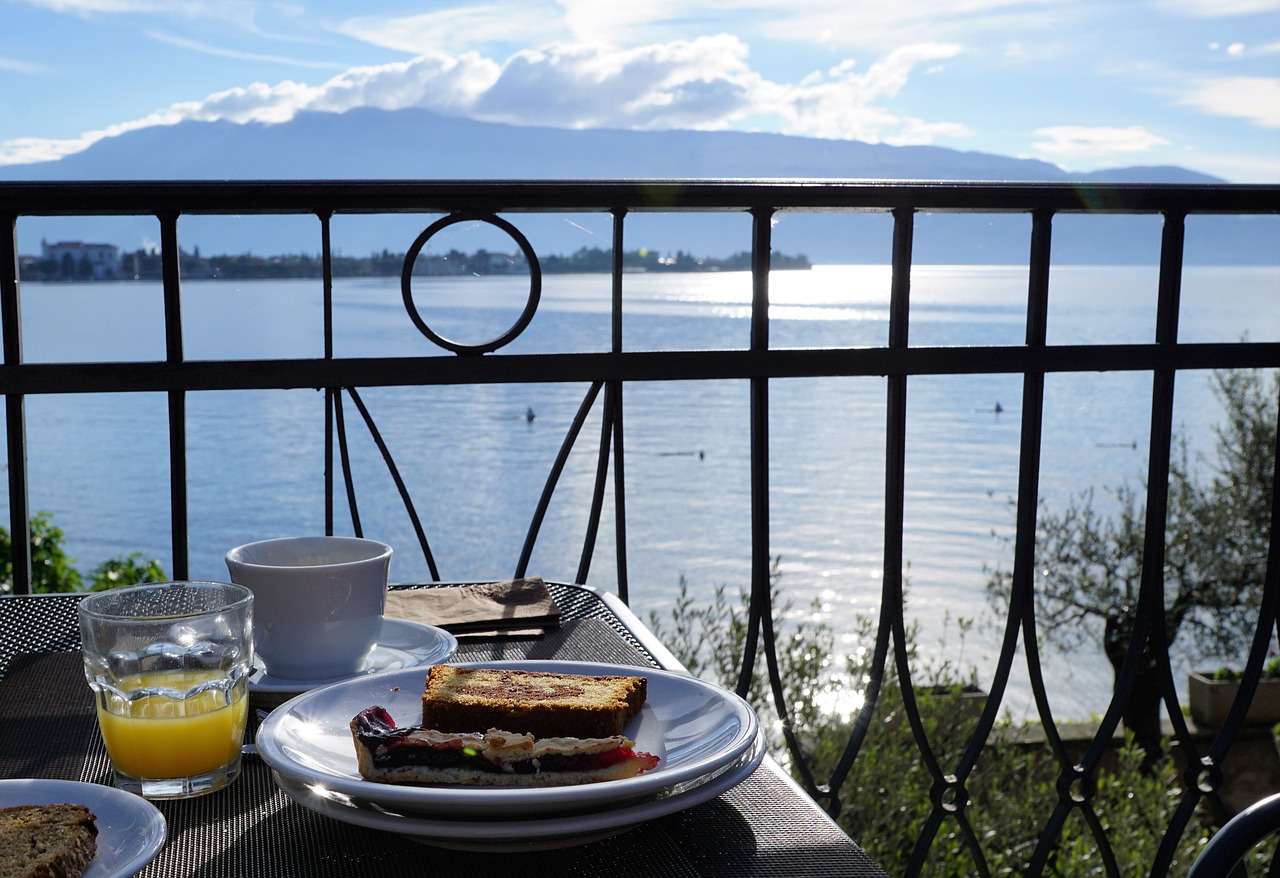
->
[2,107,1225,184]
[2,107,1268,264]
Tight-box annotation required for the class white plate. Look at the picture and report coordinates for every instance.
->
[257,659,759,818]
[249,618,458,694]
[0,778,166,878]
[270,731,765,850]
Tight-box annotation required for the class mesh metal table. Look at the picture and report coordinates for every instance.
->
[0,584,886,877]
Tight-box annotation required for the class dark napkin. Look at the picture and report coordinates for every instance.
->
[385,578,561,640]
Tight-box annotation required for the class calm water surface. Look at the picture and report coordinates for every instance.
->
[8,264,1280,720]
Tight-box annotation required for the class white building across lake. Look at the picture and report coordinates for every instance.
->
[40,239,121,280]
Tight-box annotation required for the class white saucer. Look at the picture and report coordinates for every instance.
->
[249,618,458,696]
[0,778,167,878]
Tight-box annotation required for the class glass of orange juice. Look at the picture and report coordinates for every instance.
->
[78,581,253,799]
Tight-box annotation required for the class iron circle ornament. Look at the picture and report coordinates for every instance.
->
[400,212,542,355]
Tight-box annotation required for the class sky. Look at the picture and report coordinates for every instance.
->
[0,0,1278,182]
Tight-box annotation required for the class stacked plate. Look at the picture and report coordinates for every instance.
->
[256,660,764,850]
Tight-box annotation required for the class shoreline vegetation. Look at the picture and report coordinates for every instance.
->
[19,245,811,282]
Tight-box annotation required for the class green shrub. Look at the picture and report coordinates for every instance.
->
[0,512,166,594]
[87,553,167,591]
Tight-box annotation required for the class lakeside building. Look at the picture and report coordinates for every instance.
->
[38,239,121,280]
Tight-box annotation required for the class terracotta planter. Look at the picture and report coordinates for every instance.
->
[1188,671,1280,727]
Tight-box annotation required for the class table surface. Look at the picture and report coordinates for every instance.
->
[0,584,887,877]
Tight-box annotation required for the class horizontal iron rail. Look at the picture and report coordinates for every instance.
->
[2,179,1278,216]
[1,342,1277,395]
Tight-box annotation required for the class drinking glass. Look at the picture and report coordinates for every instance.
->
[78,581,253,799]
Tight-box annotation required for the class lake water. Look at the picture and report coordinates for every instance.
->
[7,263,1280,720]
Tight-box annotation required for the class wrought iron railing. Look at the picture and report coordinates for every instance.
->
[2,179,1279,874]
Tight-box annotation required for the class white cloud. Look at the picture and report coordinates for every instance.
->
[11,0,303,39]
[0,55,47,74]
[554,0,694,44]
[468,37,968,141]
[0,77,327,165]
[471,37,757,129]
[1154,0,1280,15]
[718,0,1078,51]
[145,31,348,70]
[13,0,264,23]
[13,0,180,10]
[0,35,973,165]
[308,53,500,116]
[1178,76,1280,127]
[755,42,969,141]
[1031,125,1170,157]
[336,1,1074,55]
[335,6,565,54]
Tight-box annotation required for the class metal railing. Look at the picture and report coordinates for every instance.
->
[2,179,1279,875]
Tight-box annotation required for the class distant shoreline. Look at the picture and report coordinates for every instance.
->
[18,244,811,282]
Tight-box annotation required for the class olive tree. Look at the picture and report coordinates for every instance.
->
[987,369,1277,756]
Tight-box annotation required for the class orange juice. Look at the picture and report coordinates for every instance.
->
[96,670,248,779]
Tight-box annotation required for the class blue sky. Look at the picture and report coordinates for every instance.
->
[1,0,1278,181]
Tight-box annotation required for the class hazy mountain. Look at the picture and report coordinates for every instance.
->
[2,107,1269,264]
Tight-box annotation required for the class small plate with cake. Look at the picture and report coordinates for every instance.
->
[0,779,166,878]
[256,660,759,820]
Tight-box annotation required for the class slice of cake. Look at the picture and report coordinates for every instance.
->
[421,665,647,739]
[350,706,660,787]
[0,803,98,878]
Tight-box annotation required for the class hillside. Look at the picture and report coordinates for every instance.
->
[2,108,1270,264]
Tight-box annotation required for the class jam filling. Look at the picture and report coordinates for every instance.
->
[352,706,648,775]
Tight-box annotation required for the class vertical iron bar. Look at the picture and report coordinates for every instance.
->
[611,208,626,354]
[885,205,913,697]
[611,208,629,602]
[575,389,615,584]
[1140,210,1184,698]
[1146,212,1187,671]
[159,212,188,580]
[1014,209,1059,738]
[735,206,774,698]
[333,391,361,537]
[0,213,29,595]
[320,211,335,536]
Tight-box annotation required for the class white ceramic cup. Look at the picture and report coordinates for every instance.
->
[224,536,392,680]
